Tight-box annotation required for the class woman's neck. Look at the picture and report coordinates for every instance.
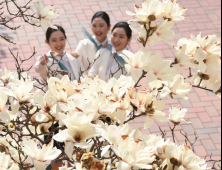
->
[96,36,107,43]
[113,47,127,53]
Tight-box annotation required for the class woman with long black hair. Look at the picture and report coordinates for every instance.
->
[35,25,84,81]
[89,22,132,81]
[71,11,111,72]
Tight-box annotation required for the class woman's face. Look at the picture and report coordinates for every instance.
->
[46,31,66,56]
[111,27,131,52]
[91,17,110,43]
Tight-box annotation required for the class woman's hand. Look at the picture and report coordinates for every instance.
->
[39,54,49,65]
[71,52,80,58]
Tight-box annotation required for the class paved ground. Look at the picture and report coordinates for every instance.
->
[0,0,221,167]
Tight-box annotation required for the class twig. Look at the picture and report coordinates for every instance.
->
[180,131,199,153]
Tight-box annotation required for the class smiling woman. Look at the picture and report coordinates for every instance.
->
[88,22,132,82]
[35,25,84,81]
[71,11,111,72]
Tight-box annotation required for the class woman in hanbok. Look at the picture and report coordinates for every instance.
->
[35,25,84,81]
[88,22,132,81]
[71,11,111,72]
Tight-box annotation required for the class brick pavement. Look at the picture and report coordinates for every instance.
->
[0,0,221,167]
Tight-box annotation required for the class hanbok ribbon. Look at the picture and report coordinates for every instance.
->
[47,55,69,72]
[106,45,126,69]
[36,54,69,72]
[82,26,103,51]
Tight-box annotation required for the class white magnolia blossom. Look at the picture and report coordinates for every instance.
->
[120,47,154,82]
[0,68,17,87]
[0,152,19,170]
[146,52,173,83]
[162,0,188,21]
[161,74,192,100]
[169,106,190,124]
[148,20,175,46]
[129,24,149,44]
[173,40,197,72]
[192,33,221,73]
[165,144,208,170]
[0,88,11,129]
[53,112,101,158]
[22,139,61,170]
[126,0,164,23]
[30,0,59,31]
[129,89,169,129]
[1,79,35,102]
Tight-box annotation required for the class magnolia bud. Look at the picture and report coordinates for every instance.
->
[170,158,181,166]
[148,15,156,21]
[146,107,155,114]
[40,126,49,135]
[81,152,95,161]
[138,37,145,44]
[198,73,210,80]
[170,120,180,126]
[8,123,15,130]
[0,145,7,153]
[174,58,179,64]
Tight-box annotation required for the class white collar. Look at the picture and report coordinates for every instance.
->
[112,46,128,56]
[92,35,108,47]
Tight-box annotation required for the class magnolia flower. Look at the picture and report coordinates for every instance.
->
[30,0,59,31]
[100,123,134,150]
[115,135,155,170]
[169,107,190,125]
[0,88,11,129]
[191,33,221,56]
[54,112,100,158]
[129,23,156,44]
[192,68,221,98]
[0,87,8,112]
[176,38,199,62]
[174,43,197,70]
[129,89,168,129]
[0,152,19,170]
[1,80,34,102]
[0,68,17,87]
[162,0,188,21]
[126,0,164,23]
[194,49,221,73]
[108,93,132,125]
[148,20,175,46]
[34,91,57,113]
[165,144,206,170]
[22,139,61,170]
[146,52,173,83]
[48,76,77,112]
[161,74,192,100]
[48,76,76,97]
[192,33,221,73]
[129,25,147,44]
[120,47,154,82]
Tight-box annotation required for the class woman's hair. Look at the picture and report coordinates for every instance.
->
[91,11,110,27]
[112,22,132,39]
[46,25,67,42]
